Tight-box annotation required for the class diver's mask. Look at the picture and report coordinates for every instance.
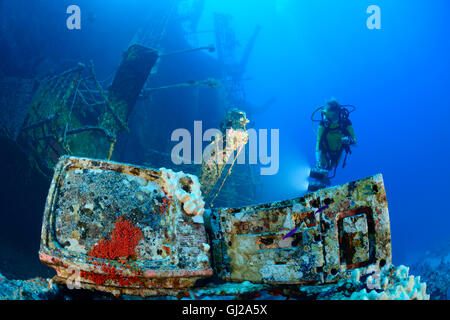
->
[321,108,340,123]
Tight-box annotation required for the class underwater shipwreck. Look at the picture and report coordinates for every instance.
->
[3,44,430,297]
[0,1,432,300]
[2,44,430,301]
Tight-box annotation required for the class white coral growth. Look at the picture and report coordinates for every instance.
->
[349,264,430,300]
[159,168,205,217]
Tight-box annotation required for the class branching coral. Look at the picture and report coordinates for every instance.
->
[88,216,143,260]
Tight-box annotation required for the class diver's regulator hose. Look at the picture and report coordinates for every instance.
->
[310,104,356,136]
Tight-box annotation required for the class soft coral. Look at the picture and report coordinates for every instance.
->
[89,216,143,260]
[81,216,144,286]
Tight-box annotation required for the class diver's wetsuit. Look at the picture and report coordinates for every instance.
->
[316,118,356,171]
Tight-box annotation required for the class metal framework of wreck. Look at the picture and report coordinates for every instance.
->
[17,45,158,177]
[214,13,260,109]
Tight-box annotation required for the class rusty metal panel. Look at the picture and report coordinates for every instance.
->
[205,174,391,285]
[340,213,370,266]
[39,156,212,296]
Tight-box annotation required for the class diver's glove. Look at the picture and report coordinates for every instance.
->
[341,136,355,145]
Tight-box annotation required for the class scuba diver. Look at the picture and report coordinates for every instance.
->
[308,99,357,192]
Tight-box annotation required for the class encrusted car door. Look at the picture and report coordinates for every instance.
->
[207,203,324,284]
[209,203,323,283]
[317,175,392,283]
[206,174,392,285]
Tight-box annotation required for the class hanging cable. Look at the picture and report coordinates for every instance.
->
[208,143,245,208]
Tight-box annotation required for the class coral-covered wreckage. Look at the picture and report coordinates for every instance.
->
[30,156,429,300]
[0,8,430,298]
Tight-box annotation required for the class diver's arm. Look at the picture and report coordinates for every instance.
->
[315,125,325,167]
[345,125,357,145]
[316,125,325,151]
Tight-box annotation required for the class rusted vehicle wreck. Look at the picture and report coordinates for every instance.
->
[37,156,423,299]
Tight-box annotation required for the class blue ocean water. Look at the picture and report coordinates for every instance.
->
[196,0,450,265]
[1,0,449,271]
